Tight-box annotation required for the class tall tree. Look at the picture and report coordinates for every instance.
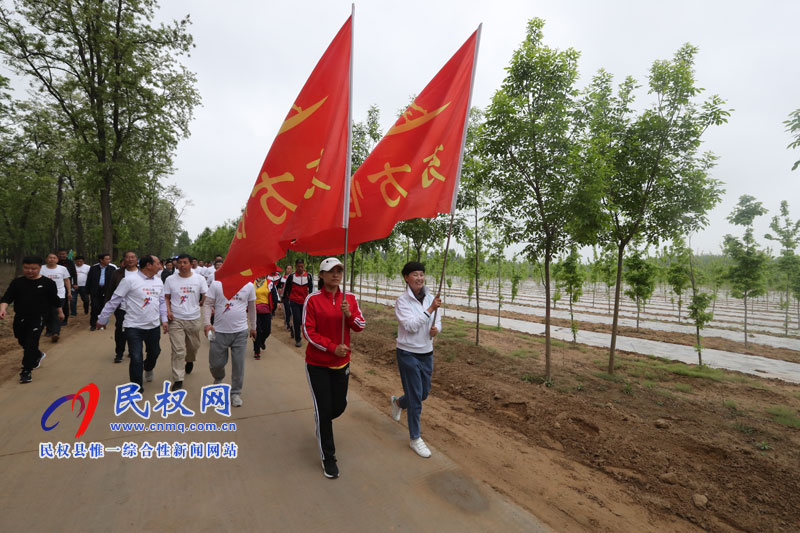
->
[574,46,728,374]
[0,0,200,254]
[481,19,580,378]
[764,200,800,335]
[623,246,656,331]
[723,195,769,348]
[666,238,691,324]
[559,246,584,343]
[687,244,713,365]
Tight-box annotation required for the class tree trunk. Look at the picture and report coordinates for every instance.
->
[100,183,114,257]
[743,291,749,348]
[349,249,357,293]
[358,252,363,299]
[544,253,552,379]
[51,174,65,251]
[608,243,625,374]
[785,279,790,336]
[636,298,640,330]
[474,204,480,346]
[73,192,86,256]
[497,262,501,328]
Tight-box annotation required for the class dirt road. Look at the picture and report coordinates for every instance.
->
[0,319,546,532]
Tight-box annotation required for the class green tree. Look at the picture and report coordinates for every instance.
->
[574,46,728,374]
[666,238,691,324]
[457,107,488,345]
[764,200,800,335]
[786,107,800,171]
[623,247,657,330]
[596,245,618,313]
[559,246,585,343]
[687,245,714,365]
[0,0,200,255]
[481,19,580,378]
[723,195,769,348]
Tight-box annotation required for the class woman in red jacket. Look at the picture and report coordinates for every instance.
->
[303,257,365,479]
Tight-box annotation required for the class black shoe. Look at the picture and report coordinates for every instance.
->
[114,355,123,363]
[33,352,46,370]
[322,459,339,479]
[295,340,301,347]
[185,361,194,374]
[171,380,183,391]
[90,326,96,331]
[19,371,32,384]
[261,343,266,350]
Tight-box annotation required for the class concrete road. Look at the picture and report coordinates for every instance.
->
[0,324,547,532]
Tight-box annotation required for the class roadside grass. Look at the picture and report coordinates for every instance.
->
[765,406,800,428]
[507,348,540,359]
[674,383,693,393]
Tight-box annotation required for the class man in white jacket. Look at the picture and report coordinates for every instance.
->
[390,261,442,458]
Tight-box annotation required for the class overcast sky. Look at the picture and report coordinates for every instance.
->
[98,1,800,255]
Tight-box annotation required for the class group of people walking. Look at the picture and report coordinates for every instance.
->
[1,251,443,479]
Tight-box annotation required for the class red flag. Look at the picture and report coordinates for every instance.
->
[214,16,352,298]
[289,27,480,255]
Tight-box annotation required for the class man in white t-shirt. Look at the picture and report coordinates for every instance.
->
[203,279,256,407]
[72,255,91,316]
[164,254,207,391]
[42,253,72,342]
[97,255,168,391]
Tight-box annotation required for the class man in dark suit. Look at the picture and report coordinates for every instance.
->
[86,253,117,331]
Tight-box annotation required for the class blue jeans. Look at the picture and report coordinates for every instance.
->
[396,348,433,440]
[125,326,161,387]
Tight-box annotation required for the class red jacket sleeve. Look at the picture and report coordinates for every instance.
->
[346,294,365,332]
[302,294,337,353]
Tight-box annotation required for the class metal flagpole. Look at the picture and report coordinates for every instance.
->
[341,3,355,342]
[431,23,482,334]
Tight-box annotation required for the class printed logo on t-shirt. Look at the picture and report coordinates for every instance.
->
[223,302,234,313]
[179,295,188,305]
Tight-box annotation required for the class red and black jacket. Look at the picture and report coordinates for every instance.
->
[302,288,365,368]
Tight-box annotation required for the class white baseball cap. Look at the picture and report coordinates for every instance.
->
[319,257,344,272]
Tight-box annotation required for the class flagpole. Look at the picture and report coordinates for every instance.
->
[432,23,482,334]
[341,3,355,342]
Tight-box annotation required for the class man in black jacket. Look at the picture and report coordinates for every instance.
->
[86,253,117,330]
[0,256,63,383]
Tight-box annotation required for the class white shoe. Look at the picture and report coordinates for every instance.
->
[410,438,431,458]
[391,395,402,421]
[33,352,46,370]
[231,393,242,407]
[145,370,153,382]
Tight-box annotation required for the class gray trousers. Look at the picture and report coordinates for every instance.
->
[209,330,248,395]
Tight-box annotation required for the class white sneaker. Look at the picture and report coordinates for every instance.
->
[145,370,153,382]
[231,393,242,407]
[391,395,402,421]
[33,352,46,370]
[410,438,431,458]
